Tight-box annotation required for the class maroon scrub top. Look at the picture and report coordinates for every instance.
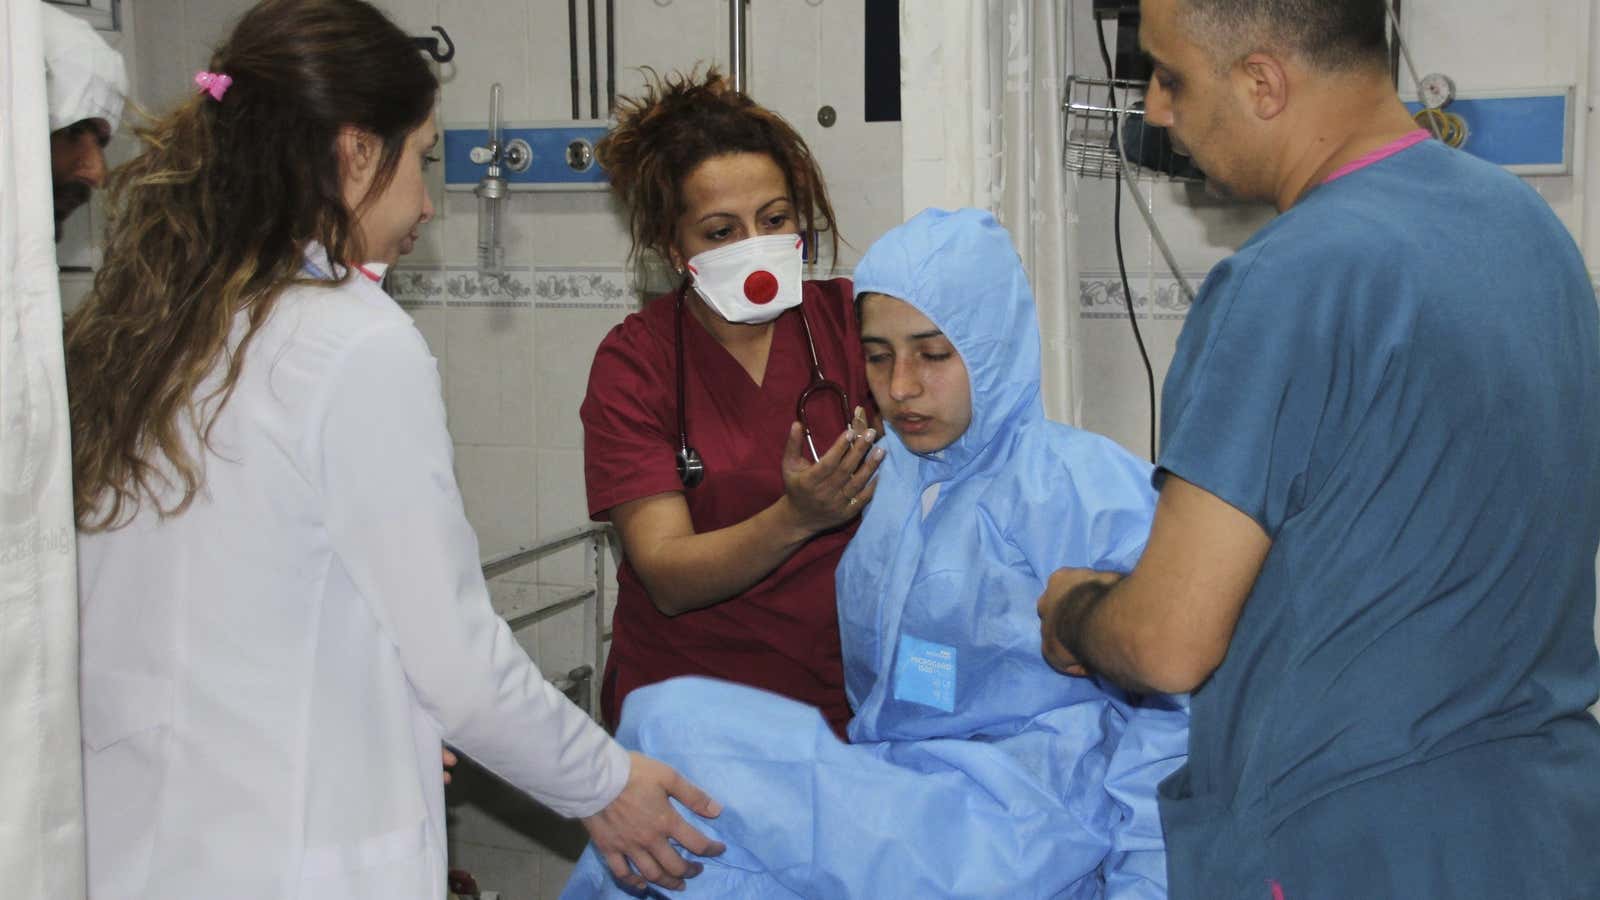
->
[581,278,871,737]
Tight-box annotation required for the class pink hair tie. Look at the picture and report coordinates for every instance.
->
[193,71,233,101]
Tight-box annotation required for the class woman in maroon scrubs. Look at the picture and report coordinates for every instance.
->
[582,70,881,737]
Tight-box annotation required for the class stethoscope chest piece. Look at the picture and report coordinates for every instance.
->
[675,444,705,489]
[674,280,704,489]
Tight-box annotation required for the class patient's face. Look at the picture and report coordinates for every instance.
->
[859,293,972,455]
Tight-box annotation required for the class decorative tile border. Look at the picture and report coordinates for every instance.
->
[390,263,866,312]
[1079,271,1205,321]
[389,264,533,308]
[442,267,535,307]
[396,267,1600,317]
[389,264,639,311]
[1083,271,1600,319]
[386,268,447,308]
[531,267,633,311]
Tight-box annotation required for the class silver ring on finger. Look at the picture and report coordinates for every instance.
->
[846,495,859,507]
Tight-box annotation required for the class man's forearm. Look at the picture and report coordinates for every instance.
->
[1055,580,1162,696]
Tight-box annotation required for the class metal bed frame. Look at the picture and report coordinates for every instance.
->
[479,523,615,721]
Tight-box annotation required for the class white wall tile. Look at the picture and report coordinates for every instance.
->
[436,0,533,122]
[534,306,623,450]
[372,0,439,35]
[749,0,818,106]
[407,306,449,366]
[533,598,587,680]
[610,0,724,98]
[1401,3,1577,91]
[1077,313,1185,461]
[454,445,538,558]
[1585,1,1599,264]
[181,0,249,36]
[534,449,590,585]
[520,192,631,269]
[444,305,535,446]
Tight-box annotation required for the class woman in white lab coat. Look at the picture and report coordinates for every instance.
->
[62,1,721,897]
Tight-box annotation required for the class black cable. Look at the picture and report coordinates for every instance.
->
[1095,19,1158,462]
[1389,0,1403,89]
[587,0,599,118]
[605,0,616,114]
[568,0,580,119]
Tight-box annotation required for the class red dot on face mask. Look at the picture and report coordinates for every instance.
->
[743,270,779,304]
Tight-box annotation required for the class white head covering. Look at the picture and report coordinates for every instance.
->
[40,2,128,134]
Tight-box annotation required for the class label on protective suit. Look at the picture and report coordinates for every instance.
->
[893,636,957,712]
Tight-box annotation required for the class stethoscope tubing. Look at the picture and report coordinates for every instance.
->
[674,278,847,487]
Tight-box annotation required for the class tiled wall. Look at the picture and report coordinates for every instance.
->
[118,0,901,896]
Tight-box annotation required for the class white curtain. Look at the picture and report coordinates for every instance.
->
[0,0,88,895]
[899,0,1079,424]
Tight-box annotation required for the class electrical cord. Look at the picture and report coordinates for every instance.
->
[1095,20,1158,462]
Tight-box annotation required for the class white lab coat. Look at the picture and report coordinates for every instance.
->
[77,247,629,899]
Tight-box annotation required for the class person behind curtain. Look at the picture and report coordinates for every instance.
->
[563,207,1188,900]
[1039,1,1600,898]
[581,69,882,738]
[64,1,722,896]
[39,0,127,239]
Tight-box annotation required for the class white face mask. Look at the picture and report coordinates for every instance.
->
[686,233,804,324]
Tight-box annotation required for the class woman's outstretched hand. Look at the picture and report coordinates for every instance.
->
[780,407,884,534]
[581,753,726,892]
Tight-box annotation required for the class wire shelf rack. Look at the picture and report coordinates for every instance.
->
[1062,74,1202,183]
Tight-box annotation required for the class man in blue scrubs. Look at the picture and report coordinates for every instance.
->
[1039,1,1600,897]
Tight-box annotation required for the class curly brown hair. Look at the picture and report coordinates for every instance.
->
[596,67,839,270]
[64,0,437,531]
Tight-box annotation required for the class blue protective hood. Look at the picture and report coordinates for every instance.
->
[851,207,1043,481]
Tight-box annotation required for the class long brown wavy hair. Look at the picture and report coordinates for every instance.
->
[65,0,437,531]
[596,67,840,271]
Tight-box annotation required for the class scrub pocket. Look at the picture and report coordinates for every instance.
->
[81,668,174,897]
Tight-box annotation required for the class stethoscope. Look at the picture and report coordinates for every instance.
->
[674,277,849,489]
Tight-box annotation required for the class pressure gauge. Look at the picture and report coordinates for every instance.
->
[1418,73,1456,110]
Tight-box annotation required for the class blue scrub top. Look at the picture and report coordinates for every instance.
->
[1157,138,1600,898]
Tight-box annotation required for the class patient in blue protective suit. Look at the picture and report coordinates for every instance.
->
[563,208,1189,899]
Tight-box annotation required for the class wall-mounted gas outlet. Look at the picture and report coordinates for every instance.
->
[1402,86,1573,176]
[444,122,612,192]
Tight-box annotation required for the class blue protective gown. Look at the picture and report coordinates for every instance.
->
[563,208,1188,899]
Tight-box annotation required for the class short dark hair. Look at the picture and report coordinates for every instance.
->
[1180,0,1390,72]
[59,118,111,147]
